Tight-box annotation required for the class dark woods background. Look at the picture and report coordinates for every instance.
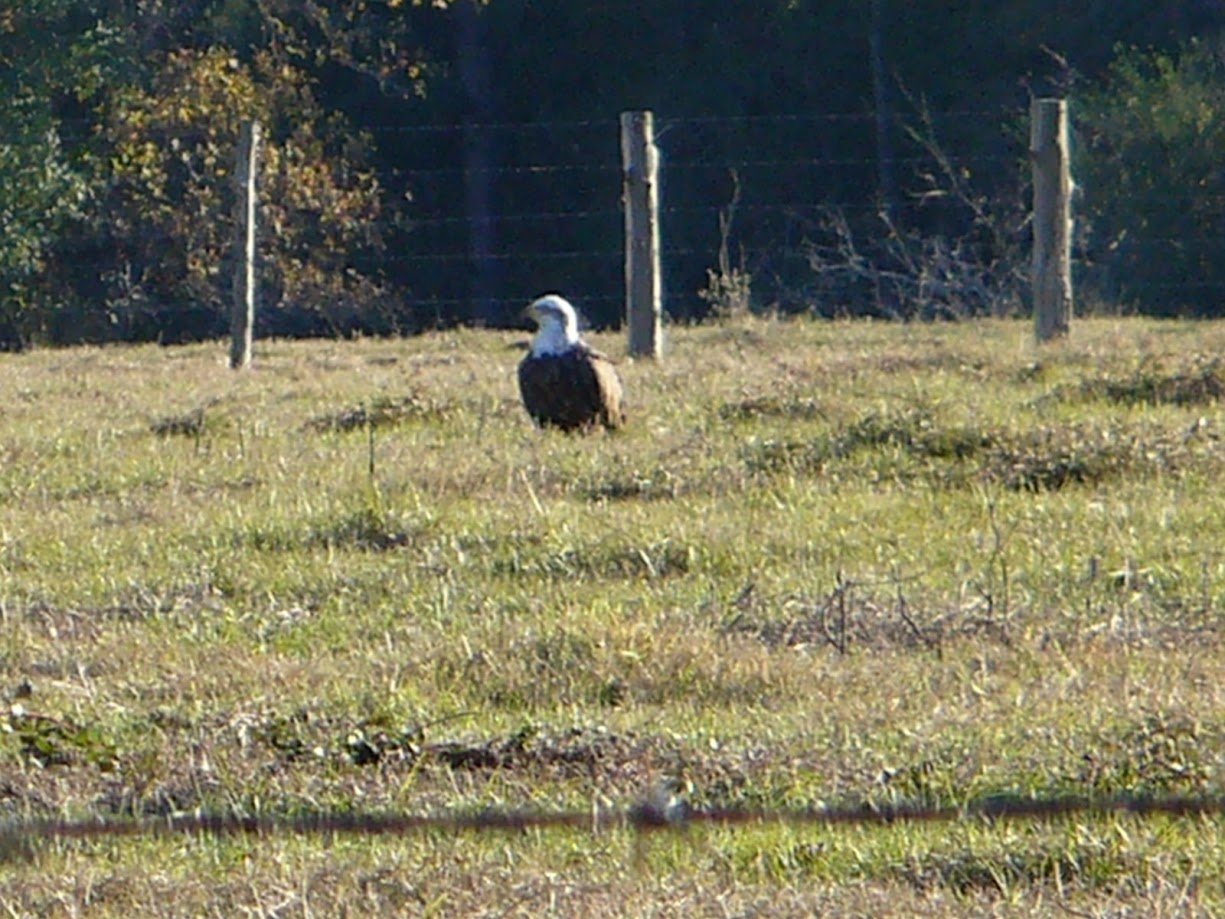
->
[3,1,1224,349]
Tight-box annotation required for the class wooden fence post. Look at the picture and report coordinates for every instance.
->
[620,110,662,358]
[1030,98,1072,343]
[230,119,261,370]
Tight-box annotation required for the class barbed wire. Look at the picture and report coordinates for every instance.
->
[4,791,1222,847]
[391,155,1015,180]
[383,249,621,264]
[661,154,1018,170]
[22,106,1225,317]
[393,208,1225,234]
[659,110,1011,128]
[400,162,622,178]
[395,294,627,311]
[379,241,1225,267]
[405,207,622,226]
[48,109,1009,133]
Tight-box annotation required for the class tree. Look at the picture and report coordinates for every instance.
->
[91,46,390,339]
[1,0,461,344]
[0,1,110,347]
[1077,41,1225,315]
[7,0,1225,341]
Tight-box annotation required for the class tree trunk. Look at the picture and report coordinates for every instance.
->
[456,0,500,326]
[869,0,897,221]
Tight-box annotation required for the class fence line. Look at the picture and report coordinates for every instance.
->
[400,162,623,178]
[229,119,260,370]
[364,293,629,310]
[1031,98,1072,341]
[393,155,1020,179]
[362,105,1053,339]
[621,110,663,357]
[395,199,939,231]
[661,154,1020,169]
[404,202,1225,240]
[50,109,1012,136]
[658,110,1014,127]
[5,792,1223,846]
[385,249,624,264]
[382,230,1225,252]
[27,104,1225,344]
[380,245,844,266]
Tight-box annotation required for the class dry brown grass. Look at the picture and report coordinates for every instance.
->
[1,316,1223,915]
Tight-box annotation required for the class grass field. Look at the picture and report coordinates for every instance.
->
[1,316,1223,916]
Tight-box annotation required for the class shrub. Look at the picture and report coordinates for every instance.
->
[1077,41,1225,316]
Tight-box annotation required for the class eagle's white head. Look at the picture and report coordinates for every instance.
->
[527,294,581,357]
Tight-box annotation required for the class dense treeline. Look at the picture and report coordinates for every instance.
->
[2,1,1224,348]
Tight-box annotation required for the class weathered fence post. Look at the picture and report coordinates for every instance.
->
[230,119,261,370]
[620,110,662,358]
[1030,98,1072,343]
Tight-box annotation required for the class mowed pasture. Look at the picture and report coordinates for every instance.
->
[1,316,1223,916]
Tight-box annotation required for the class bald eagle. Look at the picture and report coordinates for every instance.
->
[518,294,625,432]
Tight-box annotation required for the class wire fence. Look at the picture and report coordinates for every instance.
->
[365,110,963,325]
[17,106,1225,346]
[358,107,1225,327]
[5,791,1223,847]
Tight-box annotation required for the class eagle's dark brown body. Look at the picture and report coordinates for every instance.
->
[517,344,624,433]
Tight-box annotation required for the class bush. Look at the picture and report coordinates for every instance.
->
[45,47,391,344]
[1077,41,1225,316]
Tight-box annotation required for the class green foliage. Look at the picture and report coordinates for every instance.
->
[8,707,119,770]
[1074,355,1225,405]
[1078,714,1214,795]
[94,47,388,339]
[0,95,87,339]
[1,2,409,345]
[306,392,452,432]
[0,2,104,346]
[1078,40,1225,315]
[4,2,1225,345]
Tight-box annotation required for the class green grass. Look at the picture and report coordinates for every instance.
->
[1,317,1223,916]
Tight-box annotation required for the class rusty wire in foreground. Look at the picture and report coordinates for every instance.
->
[2,793,1223,846]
